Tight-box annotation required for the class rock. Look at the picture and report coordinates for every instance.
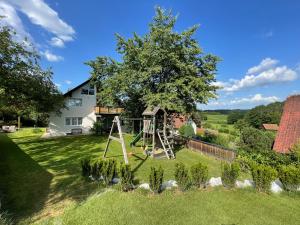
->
[208,177,222,187]
[112,178,120,184]
[235,179,254,188]
[162,180,178,190]
[138,183,150,190]
[271,179,283,193]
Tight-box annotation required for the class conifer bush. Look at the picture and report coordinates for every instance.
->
[190,162,208,188]
[81,158,91,177]
[149,166,164,194]
[119,163,134,192]
[91,159,104,180]
[102,159,117,185]
[278,165,300,191]
[175,163,190,191]
[251,164,277,192]
[221,162,240,188]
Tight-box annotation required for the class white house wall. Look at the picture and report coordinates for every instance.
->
[48,82,96,136]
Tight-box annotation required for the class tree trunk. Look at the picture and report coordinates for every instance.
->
[18,115,21,129]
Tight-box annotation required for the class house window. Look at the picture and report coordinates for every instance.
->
[81,85,95,95]
[65,118,71,125]
[65,117,83,126]
[67,98,82,107]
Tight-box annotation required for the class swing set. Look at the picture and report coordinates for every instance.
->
[103,106,175,164]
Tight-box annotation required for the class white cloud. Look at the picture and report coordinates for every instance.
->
[262,30,274,39]
[64,80,72,85]
[203,94,280,109]
[217,58,298,92]
[50,37,64,47]
[230,94,279,105]
[41,50,63,62]
[1,0,75,47]
[247,58,278,74]
[0,1,32,41]
[55,83,61,87]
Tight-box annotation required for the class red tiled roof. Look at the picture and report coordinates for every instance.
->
[273,95,300,153]
[172,114,188,129]
[262,123,279,131]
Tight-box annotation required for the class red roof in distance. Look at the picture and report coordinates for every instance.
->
[262,123,279,131]
[273,95,300,153]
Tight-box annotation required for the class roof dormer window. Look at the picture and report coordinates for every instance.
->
[81,85,94,95]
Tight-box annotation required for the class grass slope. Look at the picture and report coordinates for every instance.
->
[43,189,300,225]
[0,128,222,224]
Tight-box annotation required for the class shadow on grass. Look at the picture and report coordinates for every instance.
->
[0,134,52,221]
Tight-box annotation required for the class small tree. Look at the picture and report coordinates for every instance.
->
[81,158,91,177]
[119,163,134,192]
[174,163,190,191]
[102,159,117,185]
[149,166,164,194]
[221,162,240,188]
[278,165,300,191]
[190,163,208,188]
[179,124,195,138]
[251,164,277,192]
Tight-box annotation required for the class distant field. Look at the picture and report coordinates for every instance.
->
[203,113,236,133]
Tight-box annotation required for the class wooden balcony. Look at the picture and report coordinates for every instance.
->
[94,106,124,115]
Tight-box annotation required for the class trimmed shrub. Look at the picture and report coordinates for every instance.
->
[119,163,134,192]
[102,159,117,185]
[149,166,164,194]
[278,165,300,191]
[190,163,208,188]
[179,124,195,138]
[91,159,104,180]
[251,164,277,192]
[174,163,190,191]
[221,162,240,188]
[81,158,91,177]
[92,120,103,135]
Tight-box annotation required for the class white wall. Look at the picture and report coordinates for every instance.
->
[48,82,96,136]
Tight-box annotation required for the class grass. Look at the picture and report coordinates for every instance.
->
[0,128,223,224]
[42,189,300,225]
[1,128,300,225]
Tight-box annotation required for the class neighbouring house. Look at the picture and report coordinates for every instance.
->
[262,123,279,131]
[273,95,300,153]
[46,79,123,137]
[172,114,198,134]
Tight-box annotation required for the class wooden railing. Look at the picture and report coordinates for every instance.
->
[94,107,124,114]
[187,138,236,161]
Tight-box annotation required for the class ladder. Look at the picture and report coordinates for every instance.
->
[103,116,129,164]
[157,129,175,159]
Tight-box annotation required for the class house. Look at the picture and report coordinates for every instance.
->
[46,79,123,137]
[172,114,198,134]
[262,123,279,131]
[273,95,300,153]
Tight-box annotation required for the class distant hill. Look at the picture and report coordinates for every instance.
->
[202,109,249,115]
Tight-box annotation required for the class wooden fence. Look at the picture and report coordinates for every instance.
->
[186,138,236,161]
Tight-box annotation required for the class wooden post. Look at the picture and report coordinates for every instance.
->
[17,115,21,130]
[152,116,155,154]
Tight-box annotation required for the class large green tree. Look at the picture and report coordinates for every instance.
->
[244,102,283,129]
[87,7,219,117]
[0,24,64,127]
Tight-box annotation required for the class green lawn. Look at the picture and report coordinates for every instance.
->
[1,128,300,225]
[0,128,223,224]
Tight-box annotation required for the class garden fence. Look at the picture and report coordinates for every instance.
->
[186,138,236,161]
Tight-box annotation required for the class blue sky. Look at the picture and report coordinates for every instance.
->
[1,0,300,110]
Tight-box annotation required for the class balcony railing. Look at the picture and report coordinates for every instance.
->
[95,106,124,115]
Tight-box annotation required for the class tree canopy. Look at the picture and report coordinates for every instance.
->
[0,23,64,125]
[244,102,283,129]
[87,7,219,116]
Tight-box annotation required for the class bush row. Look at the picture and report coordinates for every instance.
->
[236,156,300,192]
[81,158,134,191]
